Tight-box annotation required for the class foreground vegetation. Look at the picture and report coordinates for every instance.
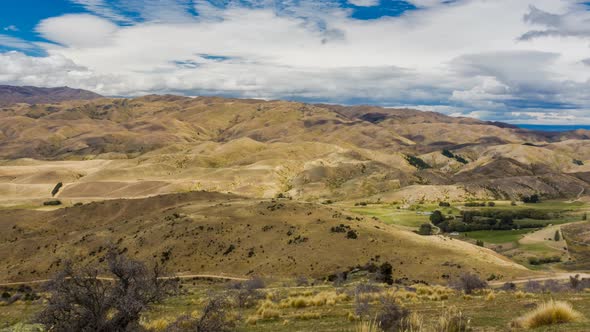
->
[2,252,590,331]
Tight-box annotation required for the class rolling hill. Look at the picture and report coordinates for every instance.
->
[0,85,102,106]
[0,94,588,205]
[0,191,530,283]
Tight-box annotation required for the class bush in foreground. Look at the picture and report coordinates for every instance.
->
[511,300,583,329]
[37,250,179,332]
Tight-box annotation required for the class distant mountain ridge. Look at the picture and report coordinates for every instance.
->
[0,85,102,106]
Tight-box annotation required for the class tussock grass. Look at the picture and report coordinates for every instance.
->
[511,300,583,329]
[436,306,470,332]
[141,317,175,331]
[354,318,384,332]
[485,292,496,301]
[401,312,425,332]
[280,291,349,308]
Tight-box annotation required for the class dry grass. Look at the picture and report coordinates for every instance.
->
[279,291,349,308]
[354,318,384,332]
[436,306,470,332]
[511,300,583,329]
[141,317,175,331]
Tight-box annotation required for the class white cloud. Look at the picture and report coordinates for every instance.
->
[3,25,19,32]
[0,35,34,50]
[37,14,118,48]
[348,0,380,7]
[0,0,589,123]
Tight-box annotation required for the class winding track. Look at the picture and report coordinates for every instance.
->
[0,274,249,287]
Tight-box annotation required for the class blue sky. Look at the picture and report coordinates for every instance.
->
[1,0,590,124]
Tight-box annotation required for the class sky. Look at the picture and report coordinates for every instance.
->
[0,1,590,124]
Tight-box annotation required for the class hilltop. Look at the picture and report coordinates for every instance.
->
[0,85,102,106]
[0,94,588,205]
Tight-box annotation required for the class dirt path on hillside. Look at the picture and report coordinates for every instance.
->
[489,272,590,286]
[0,274,249,287]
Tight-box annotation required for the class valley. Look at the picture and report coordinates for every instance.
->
[1,94,590,331]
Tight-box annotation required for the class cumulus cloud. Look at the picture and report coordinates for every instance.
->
[0,0,589,123]
[37,14,119,48]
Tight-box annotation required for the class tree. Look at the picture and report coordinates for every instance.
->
[418,223,434,235]
[554,230,561,241]
[430,210,445,225]
[37,250,179,332]
[522,194,540,204]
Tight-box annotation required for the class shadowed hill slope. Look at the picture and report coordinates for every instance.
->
[0,85,102,106]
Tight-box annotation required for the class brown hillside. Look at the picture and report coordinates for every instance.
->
[0,192,529,284]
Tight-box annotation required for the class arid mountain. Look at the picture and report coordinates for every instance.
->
[0,85,102,106]
[0,94,589,205]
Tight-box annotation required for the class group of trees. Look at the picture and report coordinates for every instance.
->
[428,208,554,233]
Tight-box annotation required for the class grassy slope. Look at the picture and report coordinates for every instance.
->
[0,192,529,285]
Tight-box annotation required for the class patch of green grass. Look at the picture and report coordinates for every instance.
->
[464,229,536,244]
[349,207,429,228]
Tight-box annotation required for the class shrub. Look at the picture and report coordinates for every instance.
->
[528,256,561,265]
[522,194,540,203]
[376,297,410,331]
[405,155,431,170]
[418,223,434,235]
[573,159,584,166]
[442,149,454,159]
[51,182,63,197]
[375,262,394,285]
[554,230,561,241]
[511,300,583,329]
[439,202,451,207]
[167,295,236,332]
[487,202,495,207]
[36,250,179,332]
[475,240,484,247]
[43,200,62,206]
[452,273,488,294]
[347,230,359,239]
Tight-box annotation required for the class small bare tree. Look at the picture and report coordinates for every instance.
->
[37,250,179,332]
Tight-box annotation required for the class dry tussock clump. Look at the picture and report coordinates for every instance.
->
[141,317,175,331]
[256,300,282,319]
[280,291,349,308]
[436,306,470,332]
[412,284,454,301]
[514,290,534,299]
[511,300,583,329]
[354,319,384,332]
[485,292,496,301]
[293,312,322,320]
